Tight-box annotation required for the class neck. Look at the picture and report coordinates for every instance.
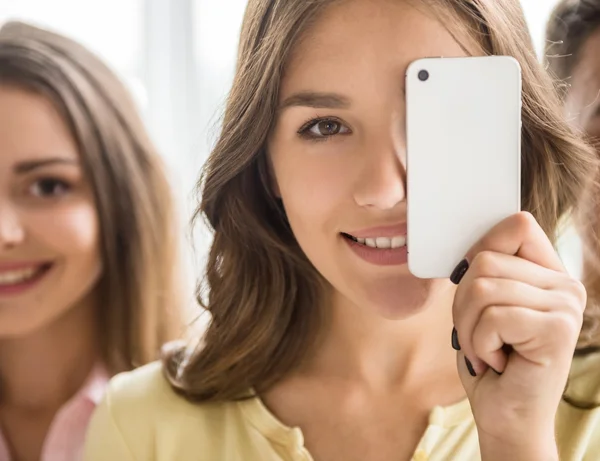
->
[306,279,460,392]
[0,298,99,409]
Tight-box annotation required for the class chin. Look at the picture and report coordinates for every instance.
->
[0,320,49,338]
[362,275,436,320]
[0,303,70,338]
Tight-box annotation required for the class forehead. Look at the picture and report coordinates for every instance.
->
[0,85,78,162]
[281,0,473,97]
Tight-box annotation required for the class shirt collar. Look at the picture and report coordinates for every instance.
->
[78,362,110,405]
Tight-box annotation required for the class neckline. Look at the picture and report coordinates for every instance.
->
[238,389,473,449]
[238,392,306,448]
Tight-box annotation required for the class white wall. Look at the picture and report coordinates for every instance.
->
[522,0,560,57]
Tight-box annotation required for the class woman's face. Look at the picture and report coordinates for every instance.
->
[566,27,600,143]
[0,85,102,337]
[269,0,469,318]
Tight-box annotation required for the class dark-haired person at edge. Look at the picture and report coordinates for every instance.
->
[547,0,600,366]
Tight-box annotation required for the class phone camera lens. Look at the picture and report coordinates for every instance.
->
[418,70,429,82]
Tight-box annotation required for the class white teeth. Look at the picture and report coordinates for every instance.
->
[375,237,391,249]
[391,236,406,248]
[0,268,39,285]
[353,235,406,249]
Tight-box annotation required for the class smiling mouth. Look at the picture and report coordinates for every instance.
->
[341,233,406,249]
[0,263,53,287]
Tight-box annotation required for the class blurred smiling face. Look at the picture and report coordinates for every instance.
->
[0,85,102,337]
[268,0,469,318]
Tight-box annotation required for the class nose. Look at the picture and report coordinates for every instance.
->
[0,202,25,250]
[353,137,407,210]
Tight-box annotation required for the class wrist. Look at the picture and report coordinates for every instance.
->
[479,434,558,461]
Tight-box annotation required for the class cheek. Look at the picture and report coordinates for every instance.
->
[0,201,103,337]
[274,150,364,290]
[565,92,588,130]
[29,201,100,260]
[362,275,434,318]
[273,148,354,236]
[584,121,600,143]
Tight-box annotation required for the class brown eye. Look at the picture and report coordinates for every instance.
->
[299,118,351,139]
[30,178,71,198]
[316,120,341,136]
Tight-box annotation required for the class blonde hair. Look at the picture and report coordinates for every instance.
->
[0,21,184,374]
[166,0,600,402]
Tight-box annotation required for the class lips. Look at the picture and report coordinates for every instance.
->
[0,262,53,288]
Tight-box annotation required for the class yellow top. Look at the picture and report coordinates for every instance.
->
[84,353,600,461]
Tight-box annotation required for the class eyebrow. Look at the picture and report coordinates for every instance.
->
[14,158,79,174]
[279,91,352,111]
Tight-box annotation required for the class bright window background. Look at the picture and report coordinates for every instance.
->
[522,1,560,56]
[0,0,581,282]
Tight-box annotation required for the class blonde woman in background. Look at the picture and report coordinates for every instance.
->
[86,1,600,460]
[0,22,183,461]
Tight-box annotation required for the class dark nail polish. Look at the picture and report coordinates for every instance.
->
[451,327,461,351]
[465,357,477,377]
[450,259,469,285]
[491,368,503,376]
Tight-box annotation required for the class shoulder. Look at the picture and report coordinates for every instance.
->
[567,350,600,403]
[85,362,245,460]
[97,361,233,429]
[85,362,283,461]
[85,362,190,460]
[556,351,600,459]
[103,361,178,412]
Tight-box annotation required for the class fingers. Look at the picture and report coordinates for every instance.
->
[459,250,561,289]
[452,250,585,374]
[465,212,564,273]
[453,278,563,373]
[471,306,580,374]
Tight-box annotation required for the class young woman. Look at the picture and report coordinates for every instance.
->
[85,1,600,460]
[0,21,183,461]
[546,0,600,350]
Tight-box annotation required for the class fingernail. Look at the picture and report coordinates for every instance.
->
[451,327,461,351]
[491,368,503,376]
[450,259,469,285]
[465,357,477,377]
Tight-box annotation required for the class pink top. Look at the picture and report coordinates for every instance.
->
[0,364,109,461]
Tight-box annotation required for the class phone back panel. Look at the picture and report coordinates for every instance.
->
[406,56,522,278]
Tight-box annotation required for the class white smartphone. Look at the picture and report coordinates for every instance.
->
[406,56,522,279]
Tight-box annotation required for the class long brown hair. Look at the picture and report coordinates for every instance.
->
[0,21,183,375]
[166,0,600,402]
[545,0,600,352]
